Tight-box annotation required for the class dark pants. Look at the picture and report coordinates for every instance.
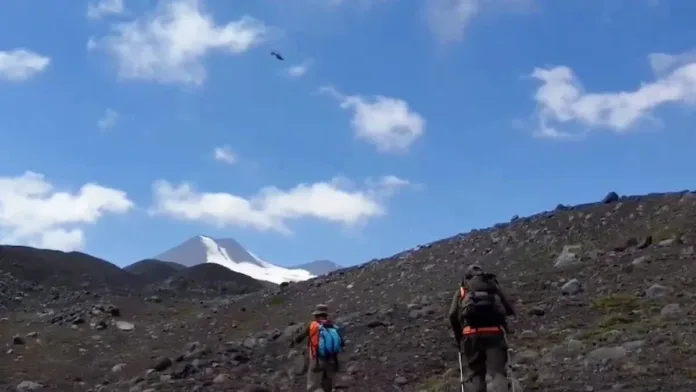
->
[462,334,508,392]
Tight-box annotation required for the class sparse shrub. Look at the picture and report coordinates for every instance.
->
[591,294,638,310]
[269,295,285,306]
[417,373,449,392]
[415,369,460,392]
[577,313,637,344]
[597,313,635,329]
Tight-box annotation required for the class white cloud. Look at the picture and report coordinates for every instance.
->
[424,0,535,43]
[97,108,119,130]
[37,228,86,252]
[0,172,134,251]
[0,49,51,82]
[425,0,480,44]
[150,175,410,234]
[371,175,411,190]
[530,54,696,139]
[213,145,237,164]
[287,60,312,78]
[91,0,270,85]
[320,86,425,153]
[87,0,125,20]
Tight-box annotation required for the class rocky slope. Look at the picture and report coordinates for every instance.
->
[1,191,696,392]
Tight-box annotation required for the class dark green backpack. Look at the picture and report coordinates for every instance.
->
[459,273,504,328]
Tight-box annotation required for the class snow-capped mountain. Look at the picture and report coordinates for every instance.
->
[154,235,315,284]
[290,260,343,276]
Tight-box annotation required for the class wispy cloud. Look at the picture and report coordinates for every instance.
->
[319,85,426,153]
[530,52,696,139]
[425,0,536,44]
[0,49,51,82]
[213,145,238,164]
[91,0,271,85]
[97,109,119,130]
[87,0,125,20]
[287,59,313,78]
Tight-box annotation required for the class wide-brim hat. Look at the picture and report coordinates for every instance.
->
[312,304,329,316]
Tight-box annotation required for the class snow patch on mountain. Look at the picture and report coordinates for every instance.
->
[199,236,315,284]
[246,249,276,269]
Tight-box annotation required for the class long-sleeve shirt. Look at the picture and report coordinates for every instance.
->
[292,320,314,346]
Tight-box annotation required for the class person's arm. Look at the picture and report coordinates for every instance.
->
[291,322,310,346]
[447,290,463,344]
[337,325,346,348]
[495,284,516,317]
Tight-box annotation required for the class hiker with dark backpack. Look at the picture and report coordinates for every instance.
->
[448,264,516,392]
[291,304,344,392]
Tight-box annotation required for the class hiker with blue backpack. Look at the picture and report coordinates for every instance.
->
[291,304,344,392]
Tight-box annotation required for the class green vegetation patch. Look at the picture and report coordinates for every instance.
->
[591,294,638,311]
[416,369,459,392]
[269,295,285,306]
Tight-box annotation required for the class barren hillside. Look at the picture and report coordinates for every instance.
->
[2,191,696,392]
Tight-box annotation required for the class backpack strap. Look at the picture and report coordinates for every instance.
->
[308,321,320,359]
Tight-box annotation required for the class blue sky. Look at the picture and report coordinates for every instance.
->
[1,0,695,268]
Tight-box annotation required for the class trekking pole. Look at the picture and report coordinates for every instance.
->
[457,349,465,392]
[508,367,518,392]
[502,329,518,392]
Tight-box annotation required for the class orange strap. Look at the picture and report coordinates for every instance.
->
[459,287,467,299]
[463,326,502,335]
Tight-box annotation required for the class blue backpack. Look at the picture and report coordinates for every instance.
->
[317,322,343,358]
